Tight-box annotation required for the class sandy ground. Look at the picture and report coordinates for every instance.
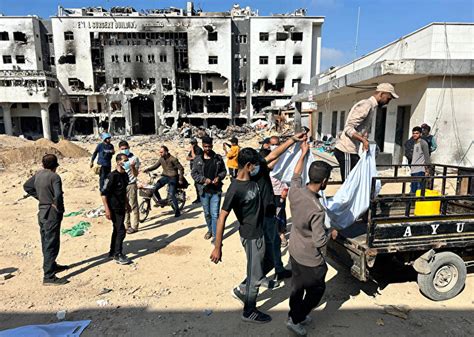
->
[0,139,472,337]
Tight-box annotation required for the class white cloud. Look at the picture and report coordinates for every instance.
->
[320,47,350,71]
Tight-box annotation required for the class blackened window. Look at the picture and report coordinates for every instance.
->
[238,35,247,44]
[259,56,268,65]
[208,32,218,41]
[113,78,120,84]
[148,54,155,63]
[160,54,167,62]
[2,55,12,64]
[64,31,74,41]
[123,54,131,62]
[276,32,288,41]
[259,32,269,41]
[0,32,8,40]
[208,56,218,64]
[291,32,303,41]
[136,54,143,62]
[276,56,285,65]
[16,55,25,63]
[292,79,301,87]
[293,55,302,64]
[149,78,156,84]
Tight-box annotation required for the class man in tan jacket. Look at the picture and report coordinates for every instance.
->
[334,83,399,182]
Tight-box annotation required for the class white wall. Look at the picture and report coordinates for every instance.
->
[249,18,322,93]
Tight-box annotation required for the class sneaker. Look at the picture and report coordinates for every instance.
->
[204,231,212,240]
[286,317,307,336]
[43,276,69,286]
[301,315,313,326]
[54,264,70,273]
[114,254,132,265]
[276,269,292,280]
[241,309,272,324]
[231,287,245,306]
[174,212,181,218]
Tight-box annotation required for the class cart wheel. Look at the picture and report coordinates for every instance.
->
[417,252,466,301]
[138,199,151,223]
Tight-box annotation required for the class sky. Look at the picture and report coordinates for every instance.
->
[1,0,473,71]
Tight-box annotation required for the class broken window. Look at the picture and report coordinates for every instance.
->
[259,32,269,41]
[276,32,288,41]
[64,31,74,41]
[160,54,167,62]
[68,78,80,87]
[2,55,12,64]
[208,31,218,41]
[276,56,285,65]
[206,81,213,92]
[15,55,25,63]
[47,34,53,43]
[238,35,247,44]
[111,54,119,63]
[275,78,285,91]
[293,55,302,64]
[0,32,8,40]
[208,56,218,65]
[113,77,120,84]
[58,54,76,64]
[124,78,132,87]
[259,56,268,65]
[13,32,27,43]
[136,54,143,62]
[162,78,172,90]
[148,54,155,63]
[291,32,303,41]
[123,54,131,62]
[292,78,301,87]
[149,78,155,84]
[0,80,12,86]
[137,78,144,86]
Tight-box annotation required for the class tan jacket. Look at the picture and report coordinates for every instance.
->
[335,95,378,154]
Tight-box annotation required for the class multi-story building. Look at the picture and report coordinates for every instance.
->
[0,3,324,138]
[293,23,474,165]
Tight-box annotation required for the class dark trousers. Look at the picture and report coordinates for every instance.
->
[289,256,328,324]
[334,148,359,183]
[262,216,284,274]
[228,168,238,179]
[274,195,287,233]
[38,206,63,279]
[240,236,265,314]
[99,165,111,191]
[110,210,126,256]
[410,171,425,193]
[154,176,179,212]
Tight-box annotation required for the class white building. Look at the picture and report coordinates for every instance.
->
[294,23,474,166]
[0,16,60,139]
[0,3,324,138]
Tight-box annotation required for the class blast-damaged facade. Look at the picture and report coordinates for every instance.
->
[1,3,323,137]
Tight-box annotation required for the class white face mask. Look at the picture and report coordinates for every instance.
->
[270,145,277,151]
[250,165,260,176]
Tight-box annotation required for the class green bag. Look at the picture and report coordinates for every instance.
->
[64,209,85,217]
[62,221,91,237]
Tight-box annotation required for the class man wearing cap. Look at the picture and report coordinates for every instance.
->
[24,154,69,285]
[91,132,115,191]
[186,138,204,204]
[334,83,399,182]
[224,137,240,179]
[421,123,437,154]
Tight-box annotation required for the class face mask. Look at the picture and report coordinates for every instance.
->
[270,145,277,151]
[250,164,260,176]
[122,161,130,170]
[121,149,130,156]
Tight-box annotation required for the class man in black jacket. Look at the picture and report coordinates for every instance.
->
[191,136,227,242]
[24,154,69,285]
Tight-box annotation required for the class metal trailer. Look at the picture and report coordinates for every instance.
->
[326,164,474,301]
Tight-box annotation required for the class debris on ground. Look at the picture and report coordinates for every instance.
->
[97,288,113,296]
[0,272,14,281]
[56,310,67,321]
[61,221,91,237]
[382,304,412,320]
[376,318,385,326]
[85,205,105,218]
[96,299,109,307]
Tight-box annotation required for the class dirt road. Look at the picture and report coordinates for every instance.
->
[0,139,472,336]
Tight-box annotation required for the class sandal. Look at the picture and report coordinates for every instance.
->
[127,228,137,234]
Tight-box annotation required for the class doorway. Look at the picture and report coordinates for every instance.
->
[394,105,411,163]
[131,96,155,135]
[374,107,387,152]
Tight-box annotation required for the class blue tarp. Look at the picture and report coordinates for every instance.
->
[0,320,91,337]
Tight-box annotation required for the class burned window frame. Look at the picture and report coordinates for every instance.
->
[208,31,218,41]
[291,32,303,41]
[208,56,218,65]
[2,55,12,64]
[276,56,285,65]
[276,32,288,41]
[13,32,27,43]
[0,31,9,41]
[292,78,302,87]
[293,55,303,64]
[15,55,26,64]
[64,31,74,41]
[259,32,269,41]
[259,56,269,65]
[159,54,167,63]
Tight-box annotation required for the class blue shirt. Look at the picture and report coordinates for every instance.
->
[92,142,115,167]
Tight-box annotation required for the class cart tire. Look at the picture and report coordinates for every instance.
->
[417,252,466,301]
[139,200,151,223]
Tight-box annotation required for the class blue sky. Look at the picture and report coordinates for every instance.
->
[1,0,473,70]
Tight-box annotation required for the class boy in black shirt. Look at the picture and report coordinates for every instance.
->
[101,153,132,265]
[210,148,271,324]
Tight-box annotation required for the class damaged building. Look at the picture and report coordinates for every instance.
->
[1,3,323,138]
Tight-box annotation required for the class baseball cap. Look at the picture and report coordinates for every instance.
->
[376,83,399,99]
[101,132,111,140]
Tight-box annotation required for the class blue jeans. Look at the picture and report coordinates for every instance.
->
[200,192,221,237]
[411,171,425,193]
[263,216,284,274]
[154,176,179,212]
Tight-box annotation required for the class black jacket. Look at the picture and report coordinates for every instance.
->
[191,151,227,196]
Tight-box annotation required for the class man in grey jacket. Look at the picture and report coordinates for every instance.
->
[408,126,431,193]
[286,141,333,336]
[23,154,69,285]
[191,136,227,242]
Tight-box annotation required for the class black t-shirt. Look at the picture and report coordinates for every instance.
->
[188,145,203,169]
[203,156,219,194]
[101,170,129,210]
[250,157,276,217]
[222,180,263,239]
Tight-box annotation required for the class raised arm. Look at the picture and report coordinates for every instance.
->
[265,132,306,164]
[144,159,161,173]
[294,141,310,176]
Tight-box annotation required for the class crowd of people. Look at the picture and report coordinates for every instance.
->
[25,82,443,335]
